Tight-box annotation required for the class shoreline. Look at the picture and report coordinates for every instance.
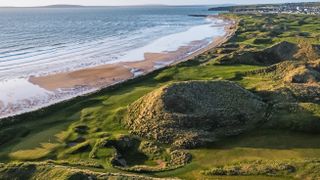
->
[0,16,237,120]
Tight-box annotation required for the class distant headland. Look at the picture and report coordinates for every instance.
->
[0,4,235,8]
[0,4,171,8]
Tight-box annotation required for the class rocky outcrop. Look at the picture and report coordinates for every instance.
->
[125,81,267,149]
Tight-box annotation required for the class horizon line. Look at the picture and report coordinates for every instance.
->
[0,1,318,8]
[0,4,236,8]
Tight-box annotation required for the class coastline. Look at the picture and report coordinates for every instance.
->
[30,17,235,91]
[0,16,237,120]
[2,11,320,180]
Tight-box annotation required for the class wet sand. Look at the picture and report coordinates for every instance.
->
[0,17,236,119]
[30,18,237,92]
[0,102,3,112]
[29,41,209,90]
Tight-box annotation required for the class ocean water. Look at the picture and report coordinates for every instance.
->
[0,6,225,118]
[0,6,220,79]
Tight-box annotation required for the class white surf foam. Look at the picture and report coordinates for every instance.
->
[0,78,53,106]
[0,17,229,119]
[117,19,226,62]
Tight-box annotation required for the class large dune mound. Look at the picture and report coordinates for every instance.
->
[125,81,267,148]
[284,64,320,84]
[248,60,320,103]
[257,60,320,84]
[215,41,298,65]
[215,41,320,65]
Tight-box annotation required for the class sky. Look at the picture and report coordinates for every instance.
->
[0,0,319,7]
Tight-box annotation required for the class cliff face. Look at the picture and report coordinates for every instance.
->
[126,80,267,149]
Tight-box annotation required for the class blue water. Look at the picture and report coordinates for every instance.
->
[0,6,225,118]
[0,6,218,79]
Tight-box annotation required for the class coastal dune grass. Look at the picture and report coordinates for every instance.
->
[0,13,320,179]
[0,63,262,170]
[155,129,320,179]
[9,143,60,161]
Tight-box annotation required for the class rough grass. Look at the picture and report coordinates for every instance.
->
[225,13,320,49]
[126,80,267,148]
[9,143,60,161]
[0,162,158,180]
[201,160,295,176]
[201,159,320,179]
[154,130,320,179]
[0,13,320,180]
[0,63,261,161]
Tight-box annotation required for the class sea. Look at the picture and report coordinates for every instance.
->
[0,6,225,118]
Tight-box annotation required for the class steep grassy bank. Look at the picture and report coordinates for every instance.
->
[0,13,320,179]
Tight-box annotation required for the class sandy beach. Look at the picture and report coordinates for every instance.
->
[0,16,236,119]
[30,17,236,92]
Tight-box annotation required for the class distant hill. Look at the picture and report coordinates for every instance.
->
[0,4,172,8]
[0,4,87,8]
[38,4,85,8]
[0,4,235,9]
[39,4,171,8]
[35,4,86,8]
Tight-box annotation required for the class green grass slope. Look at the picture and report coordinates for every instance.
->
[126,80,267,149]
